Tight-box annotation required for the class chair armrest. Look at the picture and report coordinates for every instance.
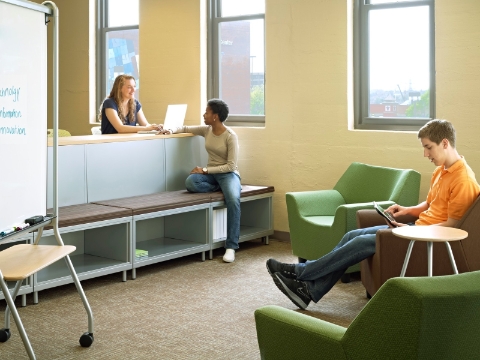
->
[335,202,394,232]
[286,190,345,217]
[255,305,347,360]
[356,210,386,229]
[356,209,419,229]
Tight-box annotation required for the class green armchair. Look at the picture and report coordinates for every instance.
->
[255,271,480,360]
[286,162,420,278]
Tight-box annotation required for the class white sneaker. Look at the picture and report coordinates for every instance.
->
[223,249,235,263]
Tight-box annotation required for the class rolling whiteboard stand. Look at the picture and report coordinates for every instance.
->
[0,1,94,358]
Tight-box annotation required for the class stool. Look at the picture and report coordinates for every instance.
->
[392,226,468,277]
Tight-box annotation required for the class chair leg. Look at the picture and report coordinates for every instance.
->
[0,274,35,359]
[3,280,23,331]
[366,290,372,299]
[298,257,307,263]
[341,273,351,283]
[63,255,94,347]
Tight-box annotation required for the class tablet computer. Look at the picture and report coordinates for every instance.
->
[373,201,397,227]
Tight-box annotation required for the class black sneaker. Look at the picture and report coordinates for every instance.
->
[275,272,311,310]
[266,258,297,279]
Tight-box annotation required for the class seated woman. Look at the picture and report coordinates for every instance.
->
[160,99,241,263]
[100,74,160,134]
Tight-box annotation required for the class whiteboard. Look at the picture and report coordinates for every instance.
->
[0,1,49,231]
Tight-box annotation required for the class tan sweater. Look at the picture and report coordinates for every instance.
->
[172,125,240,175]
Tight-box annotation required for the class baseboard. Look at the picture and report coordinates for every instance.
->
[272,230,290,242]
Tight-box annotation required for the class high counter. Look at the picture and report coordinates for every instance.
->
[46,133,208,208]
[47,132,195,146]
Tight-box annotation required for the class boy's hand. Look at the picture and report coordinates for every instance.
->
[386,204,408,217]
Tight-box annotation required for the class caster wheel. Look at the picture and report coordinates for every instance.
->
[79,332,94,347]
[0,328,11,342]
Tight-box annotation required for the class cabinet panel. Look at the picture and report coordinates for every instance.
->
[47,145,87,208]
[86,140,166,202]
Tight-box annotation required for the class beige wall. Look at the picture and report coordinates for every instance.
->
[139,0,206,125]
[33,0,93,135]
[41,0,480,232]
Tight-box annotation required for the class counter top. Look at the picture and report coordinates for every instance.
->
[47,132,194,146]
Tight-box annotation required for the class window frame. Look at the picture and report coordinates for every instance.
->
[207,0,266,126]
[354,0,436,131]
[96,0,139,114]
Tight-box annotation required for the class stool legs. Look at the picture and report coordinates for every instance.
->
[427,241,433,277]
[445,242,459,274]
[400,240,416,277]
[401,240,459,278]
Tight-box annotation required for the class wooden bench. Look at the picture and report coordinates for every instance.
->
[46,203,132,228]
[90,190,212,216]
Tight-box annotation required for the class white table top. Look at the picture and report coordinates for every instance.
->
[392,226,468,242]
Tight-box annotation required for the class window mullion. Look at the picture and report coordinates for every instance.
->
[428,1,436,121]
[360,2,370,125]
[364,0,432,11]
[212,17,220,98]
[216,14,264,23]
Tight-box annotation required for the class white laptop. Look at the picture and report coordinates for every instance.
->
[138,104,187,134]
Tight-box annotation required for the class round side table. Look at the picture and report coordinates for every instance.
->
[392,226,468,277]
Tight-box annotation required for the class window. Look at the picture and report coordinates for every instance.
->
[208,0,265,126]
[354,0,435,130]
[97,0,139,107]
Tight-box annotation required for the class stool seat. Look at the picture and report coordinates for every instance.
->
[0,244,75,281]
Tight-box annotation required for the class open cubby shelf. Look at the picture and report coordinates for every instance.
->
[135,237,208,259]
[36,253,129,284]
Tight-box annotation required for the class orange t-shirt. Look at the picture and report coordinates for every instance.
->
[416,158,480,225]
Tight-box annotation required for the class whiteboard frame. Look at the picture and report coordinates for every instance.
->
[2,0,51,14]
[0,0,52,232]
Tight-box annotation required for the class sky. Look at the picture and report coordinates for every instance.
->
[369,5,430,92]
[108,0,139,27]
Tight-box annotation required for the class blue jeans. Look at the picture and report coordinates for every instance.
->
[185,172,241,250]
[294,225,388,302]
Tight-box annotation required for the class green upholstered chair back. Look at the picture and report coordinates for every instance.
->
[334,162,421,206]
[343,271,480,359]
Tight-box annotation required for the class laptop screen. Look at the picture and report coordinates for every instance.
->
[163,104,187,130]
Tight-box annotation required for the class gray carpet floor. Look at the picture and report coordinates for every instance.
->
[0,239,368,359]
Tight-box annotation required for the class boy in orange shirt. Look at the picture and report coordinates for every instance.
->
[267,119,480,310]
